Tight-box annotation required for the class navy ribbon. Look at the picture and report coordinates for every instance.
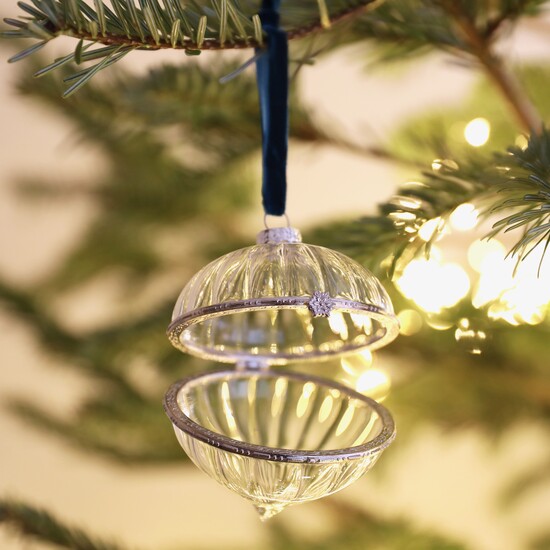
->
[255,0,289,216]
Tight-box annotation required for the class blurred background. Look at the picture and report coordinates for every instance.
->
[1,1,550,549]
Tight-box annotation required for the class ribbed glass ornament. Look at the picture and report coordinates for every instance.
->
[164,370,395,520]
[164,227,398,519]
[168,227,399,364]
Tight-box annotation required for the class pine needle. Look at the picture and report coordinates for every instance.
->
[196,14,207,48]
[63,46,132,97]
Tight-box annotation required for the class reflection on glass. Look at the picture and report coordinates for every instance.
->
[181,309,388,361]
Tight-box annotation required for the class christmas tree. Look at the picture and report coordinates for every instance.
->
[1,1,549,548]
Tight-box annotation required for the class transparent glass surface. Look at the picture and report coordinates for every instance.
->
[181,309,388,362]
[168,371,394,520]
[170,242,398,362]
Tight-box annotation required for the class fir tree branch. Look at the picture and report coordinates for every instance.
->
[0,0,380,93]
[0,499,130,550]
[488,128,550,267]
[440,0,542,133]
[0,282,192,462]
[350,0,548,58]
[0,280,153,397]
[484,0,545,37]
[311,129,550,276]
[11,397,185,463]
[387,339,550,435]
[348,0,545,132]
[10,57,355,288]
[309,155,494,277]
[483,55,539,133]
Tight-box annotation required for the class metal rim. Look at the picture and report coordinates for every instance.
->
[167,297,400,364]
[163,369,396,464]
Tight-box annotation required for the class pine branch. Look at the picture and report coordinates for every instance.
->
[440,0,542,132]
[488,130,550,269]
[311,129,550,277]
[0,499,130,550]
[309,154,494,277]
[10,58,341,289]
[352,0,548,58]
[386,64,550,168]
[0,275,196,398]
[0,278,79,353]
[11,396,186,463]
[349,0,545,132]
[0,0,379,95]
[0,281,193,462]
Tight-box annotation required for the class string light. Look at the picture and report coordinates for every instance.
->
[396,255,470,313]
[464,117,490,147]
[449,203,478,231]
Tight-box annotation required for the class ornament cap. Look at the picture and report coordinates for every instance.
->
[256,226,302,244]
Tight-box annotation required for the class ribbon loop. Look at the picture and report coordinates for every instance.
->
[255,0,289,217]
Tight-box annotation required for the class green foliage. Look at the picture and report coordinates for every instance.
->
[0,499,129,550]
[3,0,548,98]
[13,58,326,288]
[0,57,337,462]
[11,390,186,462]
[2,56,550,466]
[334,0,546,133]
[311,127,550,277]
[0,497,470,550]
[310,64,550,281]
[388,65,550,165]
[2,40,550,465]
[489,130,550,266]
[309,154,493,277]
[0,0,379,95]
[1,1,550,548]
[0,280,188,461]
[268,499,470,550]
[350,0,548,61]
[386,315,550,435]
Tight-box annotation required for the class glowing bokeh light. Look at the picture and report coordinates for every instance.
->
[338,352,390,402]
[450,203,478,231]
[515,134,528,149]
[397,257,470,313]
[426,317,454,331]
[328,311,349,340]
[468,239,507,273]
[341,350,373,376]
[398,309,423,336]
[355,370,391,402]
[464,117,491,147]
[469,237,550,325]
